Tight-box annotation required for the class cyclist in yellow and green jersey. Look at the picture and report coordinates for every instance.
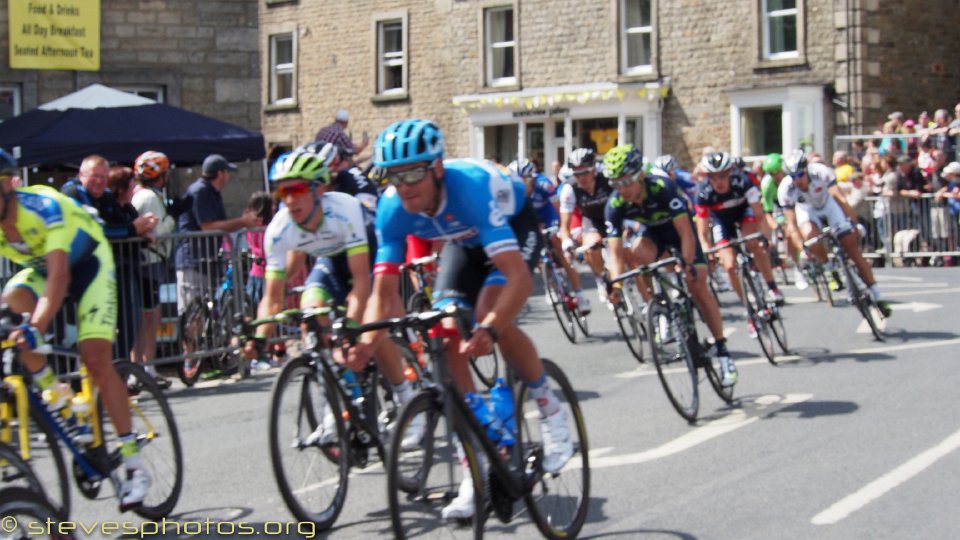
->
[0,149,150,511]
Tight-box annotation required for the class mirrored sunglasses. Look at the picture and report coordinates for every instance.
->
[275,182,312,199]
[385,166,432,186]
[610,171,642,188]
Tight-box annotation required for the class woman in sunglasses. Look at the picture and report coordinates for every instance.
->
[246,144,420,431]
[779,149,891,317]
[345,118,575,520]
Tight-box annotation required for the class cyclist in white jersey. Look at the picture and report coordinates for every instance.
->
[778,149,891,316]
[244,144,419,439]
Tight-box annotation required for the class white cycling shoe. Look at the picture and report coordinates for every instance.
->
[540,408,574,474]
[119,466,151,512]
[399,411,427,451]
[441,476,475,521]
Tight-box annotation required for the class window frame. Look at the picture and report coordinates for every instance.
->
[0,86,22,123]
[755,0,805,67]
[483,4,518,88]
[372,10,409,101]
[728,86,824,161]
[268,32,296,106]
[114,85,165,103]
[619,0,655,76]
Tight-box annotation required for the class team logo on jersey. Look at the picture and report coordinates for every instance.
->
[488,201,506,227]
[445,214,454,221]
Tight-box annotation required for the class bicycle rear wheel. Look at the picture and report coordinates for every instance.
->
[647,296,699,422]
[542,262,576,343]
[107,362,184,519]
[0,442,44,499]
[688,306,734,405]
[268,356,349,530]
[177,297,205,387]
[388,391,485,539]
[519,359,590,540]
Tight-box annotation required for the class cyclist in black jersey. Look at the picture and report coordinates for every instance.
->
[603,145,738,387]
[558,148,615,300]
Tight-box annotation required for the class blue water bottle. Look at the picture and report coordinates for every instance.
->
[490,378,516,447]
[340,367,362,401]
[466,392,502,443]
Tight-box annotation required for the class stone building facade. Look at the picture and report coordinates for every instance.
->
[260,0,960,170]
[0,0,262,211]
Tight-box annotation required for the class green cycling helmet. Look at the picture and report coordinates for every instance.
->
[762,153,783,174]
[269,143,333,184]
[603,144,644,179]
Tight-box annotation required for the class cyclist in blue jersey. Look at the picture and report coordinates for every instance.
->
[653,154,698,208]
[509,158,591,313]
[345,119,574,520]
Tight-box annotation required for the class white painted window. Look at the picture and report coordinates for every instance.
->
[621,0,653,75]
[116,85,164,103]
[729,86,824,161]
[0,86,21,122]
[377,20,405,95]
[762,0,798,60]
[485,6,516,87]
[269,33,295,105]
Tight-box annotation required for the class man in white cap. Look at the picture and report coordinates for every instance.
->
[315,108,369,158]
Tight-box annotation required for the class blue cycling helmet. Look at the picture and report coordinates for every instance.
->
[374,119,444,169]
[508,158,535,178]
[0,149,16,176]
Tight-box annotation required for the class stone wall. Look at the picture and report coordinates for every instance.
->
[0,0,262,214]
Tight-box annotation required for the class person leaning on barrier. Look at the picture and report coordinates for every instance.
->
[0,148,151,510]
[61,155,158,359]
[131,151,176,389]
[242,144,421,435]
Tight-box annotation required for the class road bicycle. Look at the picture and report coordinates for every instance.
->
[178,252,253,386]
[385,304,590,539]
[238,306,428,531]
[400,252,500,389]
[706,232,788,364]
[804,226,886,341]
[0,307,183,519]
[610,257,733,422]
[540,228,590,343]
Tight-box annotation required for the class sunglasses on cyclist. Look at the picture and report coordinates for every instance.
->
[789,171,806,180]
[610,171,642,188]
[274,181,312,199]
[572,168,593,177]
[384,162,436,187]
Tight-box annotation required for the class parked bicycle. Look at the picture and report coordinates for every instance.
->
[0,307,183,519]
[178,251,253,385]
[611,256,733,422]
[804,226,887,340]
[706,232,788,364]
[386,304,590,539]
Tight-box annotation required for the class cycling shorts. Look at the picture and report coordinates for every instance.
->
[432,202,542,311]
[711,206,758,246]
[640,224,707,265]
[302,253,352,308]
[795,199,851,235]
[2,243,118,342]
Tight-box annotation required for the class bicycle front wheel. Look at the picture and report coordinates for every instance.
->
[177,297,206,387]
[613,301,645,363]
[268,355,349,530]
[8,403,71,518]
[647,297,699,422]
[846,272,885,341]
[0,442,44,499]
[0,487,68,536]
[387,391,485,539]
[470,349,499,390]
[109,361,184,519]
[520,359,590,540]
[542,262,576,343]
[740,269,776,364]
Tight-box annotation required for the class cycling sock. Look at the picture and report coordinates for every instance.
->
[869,283,882,300]
[31,365,57,391]
[118,433,143,469]
[527,373,560,417]
[766,281,777,290]
[714,338,729,357]
[392,379,416,405]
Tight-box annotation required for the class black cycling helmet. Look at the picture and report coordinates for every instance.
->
[567,148,596,169]
[782,148,808,176]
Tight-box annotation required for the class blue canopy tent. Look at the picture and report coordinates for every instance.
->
[0,84,265,167]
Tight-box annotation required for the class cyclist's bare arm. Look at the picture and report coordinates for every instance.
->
[32,250,70,334]
[343,250,372,322]
[558,210,573,242]
[674,216,697,267]
[751,201,773,239]
[606,237,627,282]
[695,214,713,254]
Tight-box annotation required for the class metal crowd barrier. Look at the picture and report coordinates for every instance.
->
[851,194,959,265]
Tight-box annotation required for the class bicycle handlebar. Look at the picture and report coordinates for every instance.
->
[703,232,767,255]
[609,256,682,284]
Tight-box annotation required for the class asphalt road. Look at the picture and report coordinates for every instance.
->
[63,267,960,539]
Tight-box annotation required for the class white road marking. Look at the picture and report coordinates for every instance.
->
[848,337,960,355]
[587,394,813,470]
[811,427,960,525]
[875,275,924,282]
[855,316,889,334]
[883,287,960,298]
[614,355,802,379]
[889,301,942,313]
